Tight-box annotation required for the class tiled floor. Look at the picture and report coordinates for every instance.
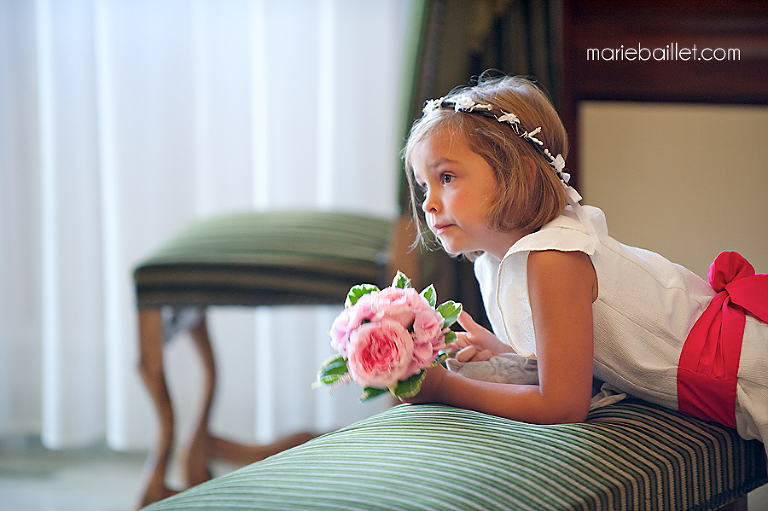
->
[0,436,147,511]
[0,435,245,511]
[2,435,768,510]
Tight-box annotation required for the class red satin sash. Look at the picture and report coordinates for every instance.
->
[678,251,768,428]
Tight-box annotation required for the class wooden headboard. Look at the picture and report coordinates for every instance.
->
[560,0,768,186]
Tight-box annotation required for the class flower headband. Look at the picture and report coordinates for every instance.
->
[422,95,602,252]
[423,96,570,186]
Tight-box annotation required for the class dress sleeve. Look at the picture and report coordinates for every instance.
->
[508,208,598,256]
[473,253,510,346]
[494,206,605,358]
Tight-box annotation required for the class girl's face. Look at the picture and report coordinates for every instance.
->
[411,130,529,259]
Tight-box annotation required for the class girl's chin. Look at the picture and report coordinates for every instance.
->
[436,237,467,256]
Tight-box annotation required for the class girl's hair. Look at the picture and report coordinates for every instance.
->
[403,75,569,253]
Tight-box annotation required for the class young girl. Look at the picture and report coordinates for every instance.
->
[402,74,768,452]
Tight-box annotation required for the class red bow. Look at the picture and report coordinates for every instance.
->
[678,251,768,428]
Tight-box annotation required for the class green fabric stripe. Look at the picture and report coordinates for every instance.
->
[142,400,767,511]
[137,211,392,267]
[133,210,393,306]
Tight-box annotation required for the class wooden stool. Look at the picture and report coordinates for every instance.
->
[132,210,411,508]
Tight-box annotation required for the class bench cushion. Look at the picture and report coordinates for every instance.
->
[134,211,393,307]
[140,399,767,511]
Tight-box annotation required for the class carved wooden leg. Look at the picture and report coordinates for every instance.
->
[181,313,216,487]
[136,307,179,509]
[181,312,319,487]
[209,430,320,463]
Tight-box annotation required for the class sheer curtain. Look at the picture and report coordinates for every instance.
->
[0,0,418,451]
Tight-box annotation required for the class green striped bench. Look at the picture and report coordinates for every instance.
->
[140,399,767,511]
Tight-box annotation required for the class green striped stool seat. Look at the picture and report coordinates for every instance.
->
[132,210,394,508]
[134,210,393,307]
[140,400,767,511]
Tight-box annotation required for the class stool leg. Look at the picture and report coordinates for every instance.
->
[136,307,179,508]
[181,312,319,486]
[181,313,216,487]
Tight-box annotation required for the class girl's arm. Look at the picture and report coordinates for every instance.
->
[453,311,514,362]
[404,249,597,425]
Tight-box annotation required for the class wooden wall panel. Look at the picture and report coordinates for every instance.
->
[559,0,768,184]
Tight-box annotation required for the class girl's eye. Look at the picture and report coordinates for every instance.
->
[441,173,454,184]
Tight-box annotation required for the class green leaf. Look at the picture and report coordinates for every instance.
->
[443,330,457,346]
[345,283,379,307]
[391,271,411,289]
[390,370,427,399]
[420,284,437,307]
[315,354,348,386]
[360,386,389,401]
[437,300,463,328]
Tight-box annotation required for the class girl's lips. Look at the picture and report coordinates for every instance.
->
[432,223,453,235]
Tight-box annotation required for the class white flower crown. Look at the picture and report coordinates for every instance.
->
[423,95,570,186]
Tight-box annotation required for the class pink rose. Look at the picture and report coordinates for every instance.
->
[413,309,445,346]
[330,293,375,356]
[346,319,414,389]
[408,309,447,374]
[371,287,432,327]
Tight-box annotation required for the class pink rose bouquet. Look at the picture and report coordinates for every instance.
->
[315,271,462,400]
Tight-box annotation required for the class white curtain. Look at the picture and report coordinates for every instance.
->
[0,0,418,451]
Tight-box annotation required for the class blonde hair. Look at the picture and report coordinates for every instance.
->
[403,75,569,252]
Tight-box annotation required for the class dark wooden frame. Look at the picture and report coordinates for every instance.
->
[559,0,768,189]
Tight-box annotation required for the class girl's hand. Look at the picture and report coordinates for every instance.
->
[453,310,513,362]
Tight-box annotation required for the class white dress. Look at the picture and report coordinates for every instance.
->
[474,205,768,446]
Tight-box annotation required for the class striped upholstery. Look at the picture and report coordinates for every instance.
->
[134,211,393,307]
[141,399,767,511]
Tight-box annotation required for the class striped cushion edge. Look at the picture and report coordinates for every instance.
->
[133,211,393,306]
[136,211,393,267]
[141,399,767,511]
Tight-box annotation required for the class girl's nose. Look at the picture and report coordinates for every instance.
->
[421,190,438,213]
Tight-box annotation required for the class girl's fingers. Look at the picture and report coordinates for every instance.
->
[475,349,493,362]
[456,310,477,332]
[455,345,494,363]
[455,332,471,349]
[455,345,477,362]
